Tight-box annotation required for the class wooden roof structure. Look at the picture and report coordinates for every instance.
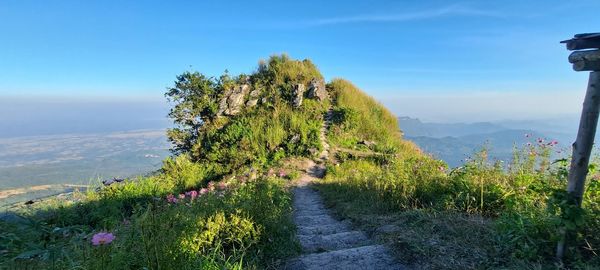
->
[561,33,600,51]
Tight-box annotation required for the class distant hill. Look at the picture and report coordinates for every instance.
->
[398,117,507,138]
[400,117,573,167]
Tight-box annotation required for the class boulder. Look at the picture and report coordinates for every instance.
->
[246,99,258,107]
[246,89,261,107]
[292,83,305,107]
[218,84,251,116]
[217,88,233,116]
[307,78,327,101]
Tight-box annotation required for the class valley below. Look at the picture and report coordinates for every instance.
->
[0,130,170,206]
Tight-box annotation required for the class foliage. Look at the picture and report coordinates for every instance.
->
[0,176,298,269]
[317,79,600,268]
[165,72,233,154]
[326,78,418,154]
[0,54,328,269]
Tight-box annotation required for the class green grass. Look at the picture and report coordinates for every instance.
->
[317,80,600,269]
[0,54,326,269]
[3,55,599,269]
[1,174,298,269]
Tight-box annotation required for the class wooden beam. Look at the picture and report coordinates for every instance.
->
[561,33,600,50]
[564,39,600,51]
[568,50,600,71]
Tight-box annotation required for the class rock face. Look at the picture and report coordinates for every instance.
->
[293,83,305,108]
[307,78,327,101]
[218,84,251,116]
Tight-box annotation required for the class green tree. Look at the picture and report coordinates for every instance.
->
[165,71,233,154]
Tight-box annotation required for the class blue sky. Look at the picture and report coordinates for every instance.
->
[1,0,599,121]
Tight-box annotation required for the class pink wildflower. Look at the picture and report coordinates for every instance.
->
[178,193,186,200]
[186,190,198,200]
[207,182,216,191]
[217,182,227,191]
[166,194,178,203]
[91,232,115,246]
[199,188,209,195]
[277,169,287,178]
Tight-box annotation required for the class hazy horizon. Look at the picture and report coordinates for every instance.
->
[0,93,584,139]
[2,0,599,126]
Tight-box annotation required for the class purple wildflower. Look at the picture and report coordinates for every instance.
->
[91,232,115,246]
[186,190,198,200]
[166,194,178,203]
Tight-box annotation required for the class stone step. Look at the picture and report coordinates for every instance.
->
[293,202,328,212]
[294,214,339,227]
[285,245,405,270]
[298,230,370,253]
[294,208,330,217]
[297,222,351,235]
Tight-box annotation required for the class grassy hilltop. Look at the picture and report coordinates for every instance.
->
[1,55,599,269]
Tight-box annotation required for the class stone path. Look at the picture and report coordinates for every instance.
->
[285,108,405,270]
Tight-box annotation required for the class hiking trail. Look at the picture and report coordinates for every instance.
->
[285,108,405,270]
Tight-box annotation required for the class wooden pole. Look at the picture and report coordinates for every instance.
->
[556,71,600,259]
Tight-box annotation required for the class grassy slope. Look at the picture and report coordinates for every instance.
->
[0,55,328,269]
[317,79,600,269]
[2,57,599,269]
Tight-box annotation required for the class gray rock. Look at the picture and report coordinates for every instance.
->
[307,78,327,101]
[218,84,251,116]
[290,134,301,143]
[249,89,261,98]
[246,89,261,107]
[246,99,258,107]
[293,83,305,107]
[217,88,233,116]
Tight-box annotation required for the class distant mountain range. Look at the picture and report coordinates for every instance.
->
[399,117,575,167]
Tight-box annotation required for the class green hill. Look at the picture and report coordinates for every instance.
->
[1,55,598,269]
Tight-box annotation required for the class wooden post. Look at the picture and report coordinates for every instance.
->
[557,71,600,259]
[567,71,600,205]
[557,33,600,260]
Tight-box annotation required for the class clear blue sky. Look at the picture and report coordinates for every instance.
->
[1,0,599,121]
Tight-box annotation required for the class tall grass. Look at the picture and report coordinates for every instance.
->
[0,55,327,269]
[327,78,419,154]
[318,80,600,268]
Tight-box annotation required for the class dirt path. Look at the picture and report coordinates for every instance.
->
[285,108,405,270]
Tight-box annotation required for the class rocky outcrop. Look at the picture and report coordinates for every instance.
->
[218,84,251,116]
[307,78,327,101]
[293,83,305,108]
